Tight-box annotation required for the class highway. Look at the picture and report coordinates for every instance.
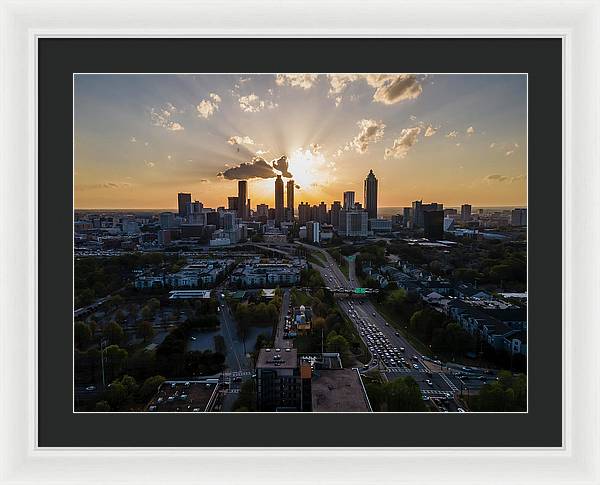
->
[274,289,292,349]
[299,242,477,411]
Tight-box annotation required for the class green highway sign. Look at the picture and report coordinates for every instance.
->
[354,288,367,294]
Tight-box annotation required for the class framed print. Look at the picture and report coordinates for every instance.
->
[1,0,599,484]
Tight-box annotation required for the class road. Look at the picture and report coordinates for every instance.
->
[274,289,292,349]
[216,291,251,372]
[299,242,476,411]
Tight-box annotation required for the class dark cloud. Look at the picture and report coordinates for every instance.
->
[218,155,293,180]
[485,174,509,183]
[272,155,292,178]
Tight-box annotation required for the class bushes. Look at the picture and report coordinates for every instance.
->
[365,375,426,412]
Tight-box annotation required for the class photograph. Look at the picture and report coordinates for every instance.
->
[73,73,527,413]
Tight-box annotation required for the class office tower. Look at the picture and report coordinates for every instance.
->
[237,180,248,220]
[247,199,251,218]
[330,201,342,228]
[177,193,192,218]
[274,175,284,224]
[424,210,444,239]
[339,209,369,237]
[411,200,423,228]
[511,208,527,226]
[159,212,174,229]
[188,201,205,225]
[363,169,378,219]
[268,208,276,220]
[223,211,236,230]
[343,191,355,210]
[256,348,310,411]
[310,205,319,221]
[286,179,295,221]
[306,221,320,244]
[318,202,328,224]
[298,202,310,224]
[403,207,412,227]
[205,211,220,228]
[228,196,239,211]
[461,204,472,222]
[444,208,458,216]
[256,203,269,219]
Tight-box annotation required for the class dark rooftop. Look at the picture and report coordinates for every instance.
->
[311,368,371,412]
[256,348,298,369]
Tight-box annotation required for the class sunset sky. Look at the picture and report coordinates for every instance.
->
[74,73,527,209]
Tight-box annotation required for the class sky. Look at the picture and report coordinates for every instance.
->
[74,73,527,209]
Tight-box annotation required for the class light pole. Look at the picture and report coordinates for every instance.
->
[99,338,107,390]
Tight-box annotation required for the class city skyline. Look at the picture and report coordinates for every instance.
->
[75,73,527,209]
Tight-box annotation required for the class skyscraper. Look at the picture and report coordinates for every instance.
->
[237,180,248,220]
[177,193,191,218]
[424,210,444,239]
[343,191,355,210]
[461,204,472,222]
[330,201,342,228]
[511,208,527,226]
[228,196,239,211]
[364,169,378,219]
[298,202,310,224]
[286,179,295,221]
[275,175,284,224]
[317,202,328,224]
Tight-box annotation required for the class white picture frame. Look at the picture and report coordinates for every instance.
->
[1,0,598,483]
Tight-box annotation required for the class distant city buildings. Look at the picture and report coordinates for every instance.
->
[177,192,191,218]
[286,179,295,222]
[339,209,368,237]
[274,175,284,225]
[237,180,248,220]
[511,208,527,226]
[461,203,472,222]
[343,191,355,210]
[423,210,444,239]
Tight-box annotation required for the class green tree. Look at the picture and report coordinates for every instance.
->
[104,345,128,378]
[137,321,155,342]
[140,305,153,320]
[74,321,92,350]
[103,321,125,346]
[139,375,165,401]
[94,400,111,412]
[114,309,127,325]
[105,381,127,409]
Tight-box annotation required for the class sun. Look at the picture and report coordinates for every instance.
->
[287,147,334,190]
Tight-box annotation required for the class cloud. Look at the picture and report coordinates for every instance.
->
[276,73,319,89]
[227,135,255,146]
[489,142,496,148]
[466,126,475,135]
[150,105,185,131]
[367,74,423,105]
[409,115,417,121]
[446,131,458,138]
[76,181,132,191]
[424,125,438,137]
[309,143,322,154]
[334,96,342,107]
[505,150,514,156]
[351,119,386,154]
[196,93,221,119]
[272,155,292,177]
[456,143,461,147]
[238,93,277,113]
[217,155,292,180]
[485,174,508,183]
[384,126,421,159]
[129,136,137,143]
[255,149,269,155]
[200,179,209,183]
[327,74,359,95]
[511,174,526,183]
[144,160,156,168]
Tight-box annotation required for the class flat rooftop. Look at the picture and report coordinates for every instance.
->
[256,348,298,369]
[311,368,372,413]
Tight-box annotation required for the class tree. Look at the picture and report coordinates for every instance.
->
[103,321,125,346]
[105,381,127,409]
[137,321,155,342]
[94,400,111,412]
[139,375,165,401]
[104,345,128,378]
[108,294,124,309]
[74,321,92,350]
[312,316,326,330]
[114,309,127,325]
[326,331,350,358]
[118,374,138,396]
[140,305,153,321]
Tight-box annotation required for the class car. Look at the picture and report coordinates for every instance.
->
[422,395,430,401]
[457,408,466,413]
[384,322,389,326]
[399,347,405,352]
[425,379,433,386]
[394,332,400,336]
[372,312,376,316]
[413,364,419,369]
[85,385,96,391]
[412,355,419,361]
[461,366,472,372]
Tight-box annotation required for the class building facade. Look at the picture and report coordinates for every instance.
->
[363,169,378,219]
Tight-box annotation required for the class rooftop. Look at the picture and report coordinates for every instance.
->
[256,348,298,369]
[311,368,371,412]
